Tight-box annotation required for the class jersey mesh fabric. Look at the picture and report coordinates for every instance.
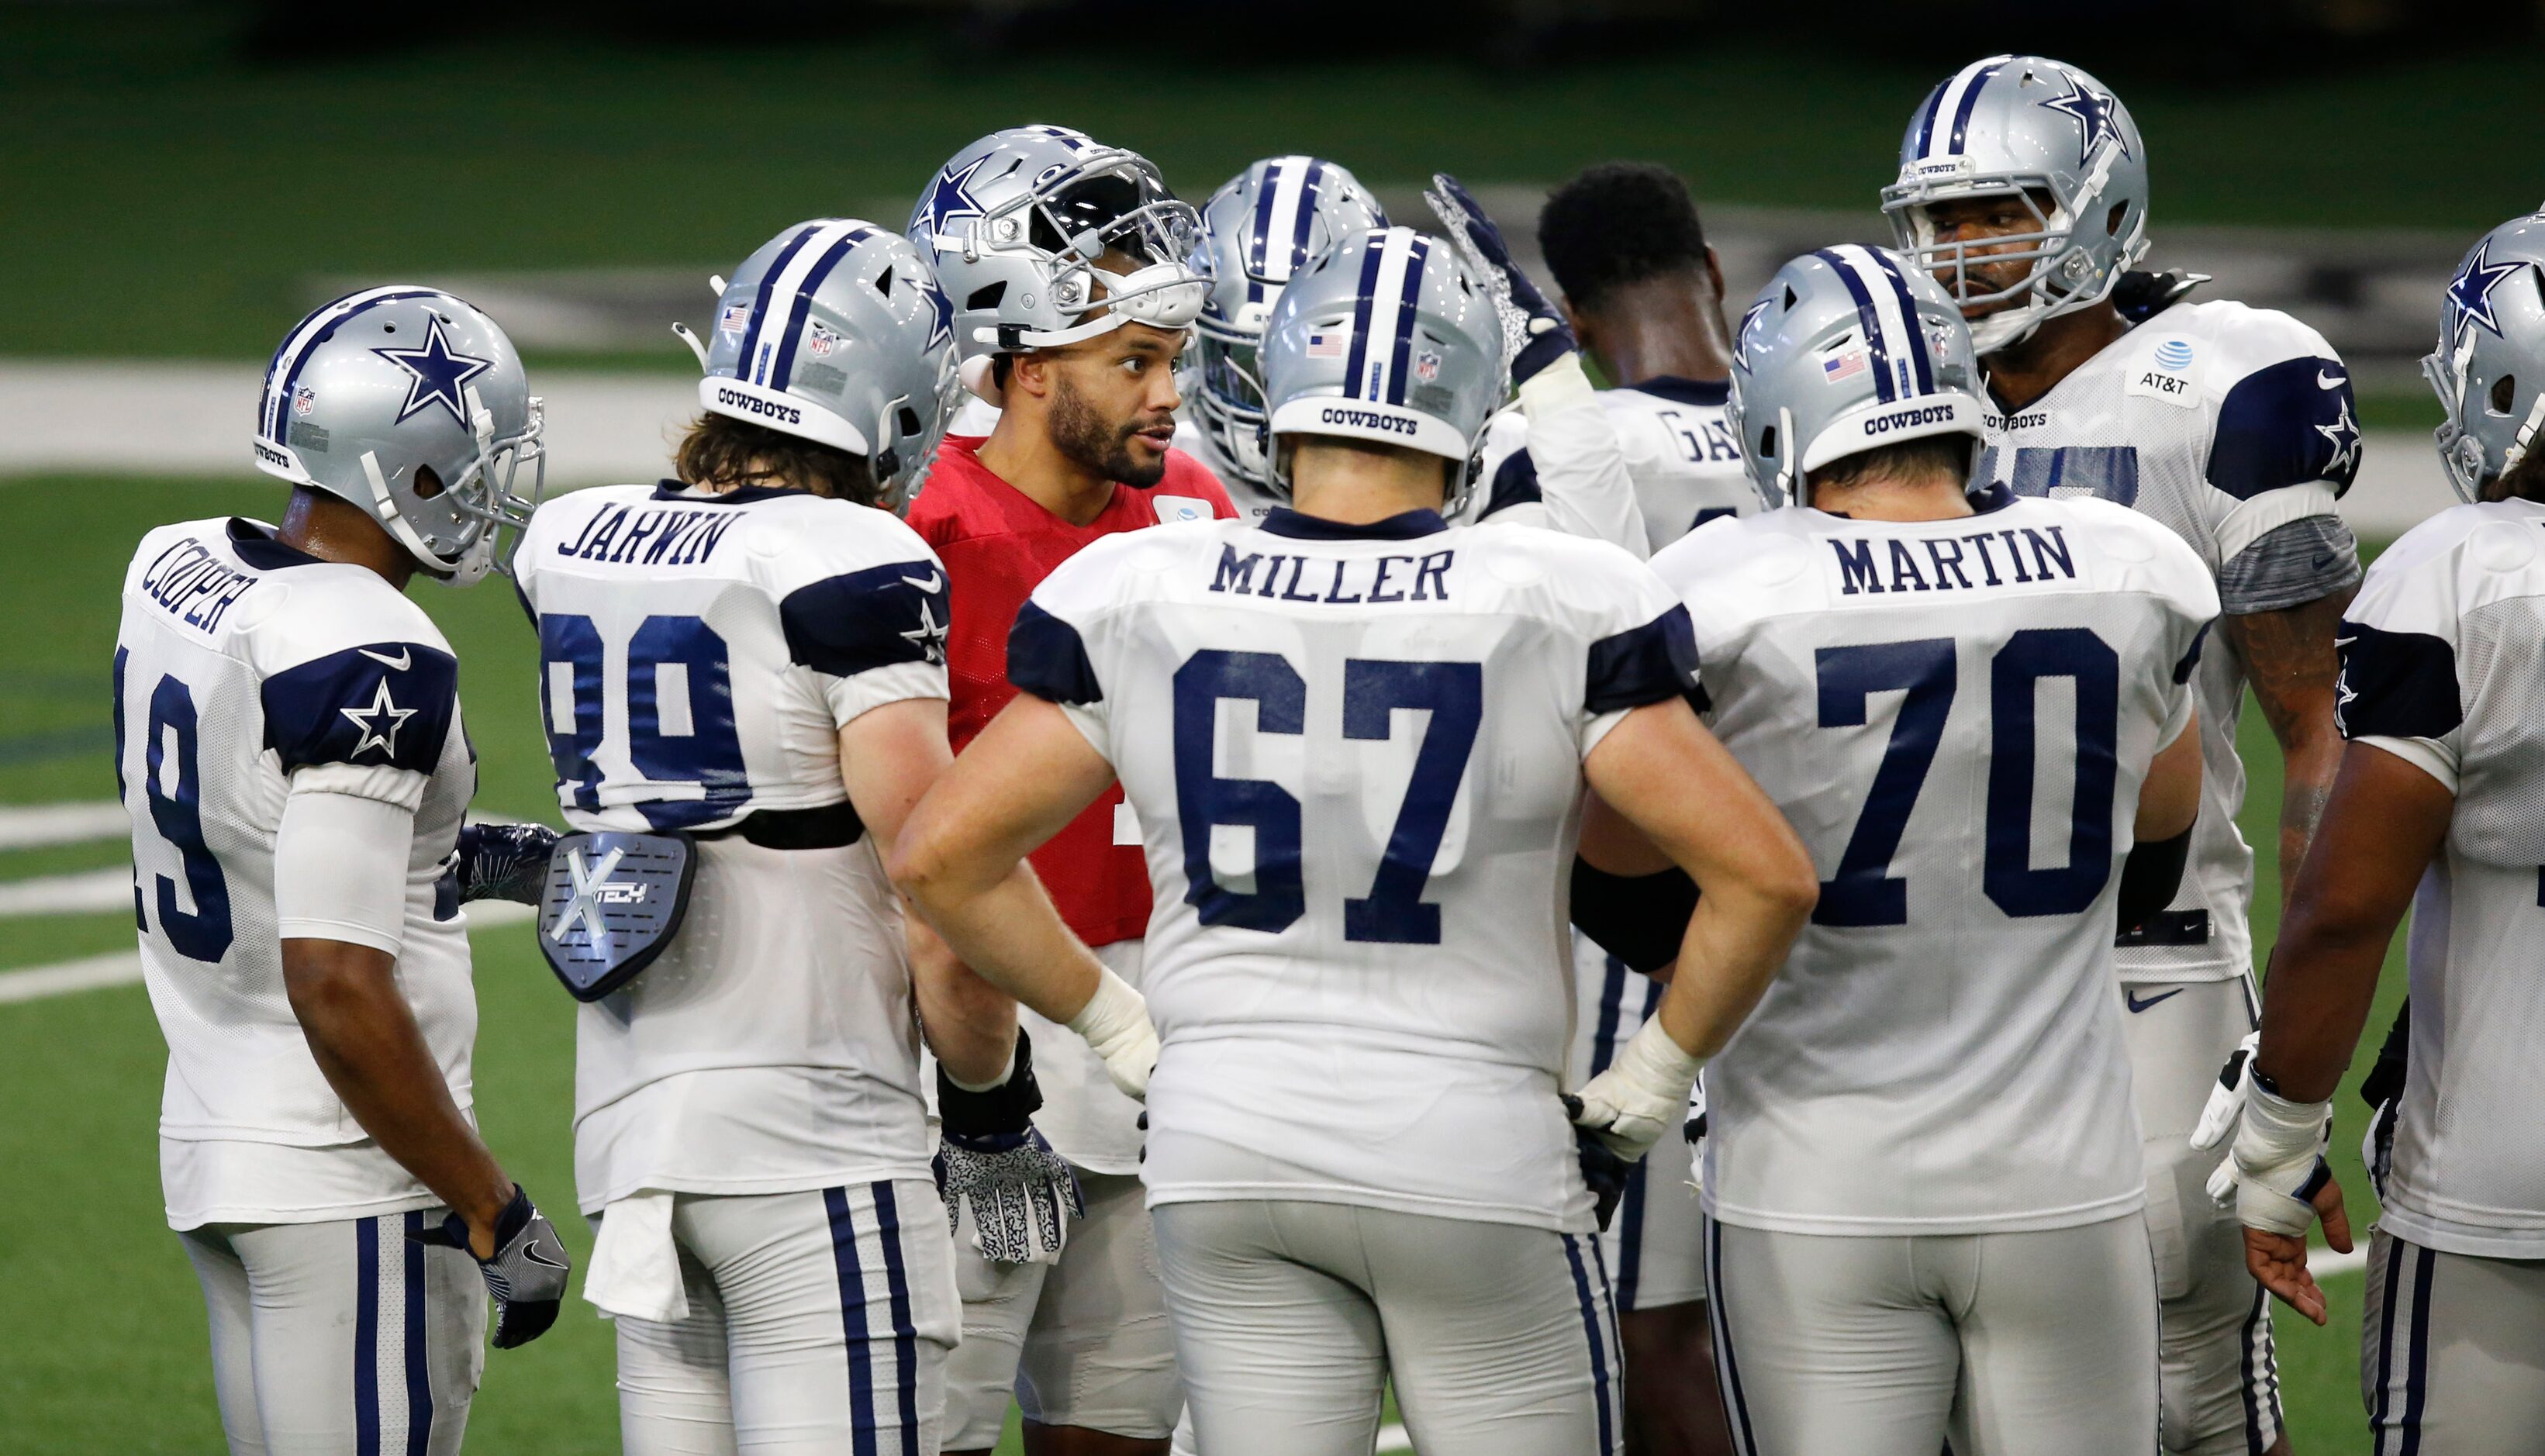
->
[2337,502,2545,1256]
[906,434,1236,951]
[118,518,476,1227]
[513,484,955,1205]
[1656,494,2217,1234]
[1474,378,1764,556]
[1017,512,1695,1232]
[1974,298,2362,982]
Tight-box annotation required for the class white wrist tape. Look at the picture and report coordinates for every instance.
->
[2229,1082,2335,1237]
[1515,349,1597,419]
[1065,964,1158,1101]
[1573,1016,1705,1161]
[274,786,416,955]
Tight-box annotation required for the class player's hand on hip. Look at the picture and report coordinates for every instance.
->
[413,1184,573,1347]
[1065,962,1159,1100]
[1567,1016,1705,1161]
[933,1027,1085,1265]
[1423,172,1575,385]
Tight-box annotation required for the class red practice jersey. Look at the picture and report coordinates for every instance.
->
[908,433,1236,949]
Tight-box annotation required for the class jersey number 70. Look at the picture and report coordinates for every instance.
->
[1816,627,2120,926]
[1172,650,1480,946]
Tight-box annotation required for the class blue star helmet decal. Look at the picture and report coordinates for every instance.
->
[374,315,494,426]
[918,267,954,351]
[2444,236,2526,350]
[2038,72,2131,163]
[916,155,989,245]
[1736,297,1775,364]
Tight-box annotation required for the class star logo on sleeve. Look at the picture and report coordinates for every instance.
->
[2316,394,2363,481]
[2443,238,2525,350]
[2039,74,2132,162]
[900,592,950,666]
[340,676,418,759]
[374,315,494,426]
[916,156,990,245]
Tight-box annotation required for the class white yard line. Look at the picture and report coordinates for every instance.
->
[0,868,133,916]
[1376,1422,1411,1454]
[0,801,128,850]
[0,903,536,1003]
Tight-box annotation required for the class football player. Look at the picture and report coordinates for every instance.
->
[904,124,1231,1456]
[890,223,1818,1456]
[1883,55,2363,1456]
[1483,159,1767,1456]
[514,220,1024,1453]
[119,289,570,1454]
[1642,245,2213,1454]
[2203,209,2545,1451]
[1186,160,1645,554]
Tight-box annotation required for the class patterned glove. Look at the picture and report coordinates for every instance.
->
[2359,1002,2409,1201]
[1565,1104,1631,1233]
[1423,172,1576,386]
[455,822,558,905]
[934,1030,1084,1265]
[2188,1029,2260,1161]
[412,1185,572,1348]
[1682,1069,1709,1164]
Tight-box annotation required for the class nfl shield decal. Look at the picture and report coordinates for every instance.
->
[537,831,699,1002]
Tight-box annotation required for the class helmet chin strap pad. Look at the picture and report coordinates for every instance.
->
[960,353,1006,409]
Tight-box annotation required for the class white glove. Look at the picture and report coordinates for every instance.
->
[2188,1029,2260,1159]
[2221,1081,2336,1237]
[1570,1016,1705,1161]
[1066,964,1159,1101]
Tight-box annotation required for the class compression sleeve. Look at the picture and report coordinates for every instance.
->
[273,781,416,955]
[2115,826,2192,933]
[1571,859,1701,974]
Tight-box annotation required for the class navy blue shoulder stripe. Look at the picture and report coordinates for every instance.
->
[1482,447,1543,518]
[2172,621,2211,685]
[2208,356,2364,501]
[2334,619,2460,742]
[780,558,949,679]
[262,640,459,775]
[1008,600,1103,706]
[1587,604,1701,715]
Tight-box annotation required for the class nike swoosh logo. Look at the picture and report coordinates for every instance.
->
[358,646,412,671]
[900,570,944,594]
[2125,988,2185,1013]
[2310,552,2337,571]
[2319,371,2347,390]
[521,1245,569,1271]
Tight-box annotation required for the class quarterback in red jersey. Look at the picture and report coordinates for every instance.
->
[905,123,1228,1456]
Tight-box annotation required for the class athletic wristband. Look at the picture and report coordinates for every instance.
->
[1065,964,1158,1099]
[2231,1082,2335,1237]
[1607,1015,1707,1109]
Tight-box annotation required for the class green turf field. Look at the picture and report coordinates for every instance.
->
[0,474,2412,1451]
[5,12,2545,365]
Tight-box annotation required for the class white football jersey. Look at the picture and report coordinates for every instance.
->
[513,482,952,1209]
[116,518,478,1228]
[1974,298,2364,983]
[1478,377,1766,556]
[1014,507,1697,1233]
[2329,499,2545,1258]
[1656,493,2218,1235]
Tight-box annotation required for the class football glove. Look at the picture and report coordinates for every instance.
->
[1566,1110,1630,1233]
[1424,172,1576,387]
[1683,1070,1709,1160]
[412,1184,572,1348]
[934,1029,1083,1265]
[2188,1029,2260,1161]
[1066,964,1159,1100]
[455,822,558,905]
[1569,1016,1705,1161]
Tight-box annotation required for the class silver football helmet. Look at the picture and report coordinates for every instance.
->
[1184,157,1390,491]
[906,124,1205,403]
[1880,54,2150,354]
[1726,245,1986,508]
[1259,226,1507,515]
[681,219,958,507]
[2426,209,2545,502]
[253,287,543,586]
